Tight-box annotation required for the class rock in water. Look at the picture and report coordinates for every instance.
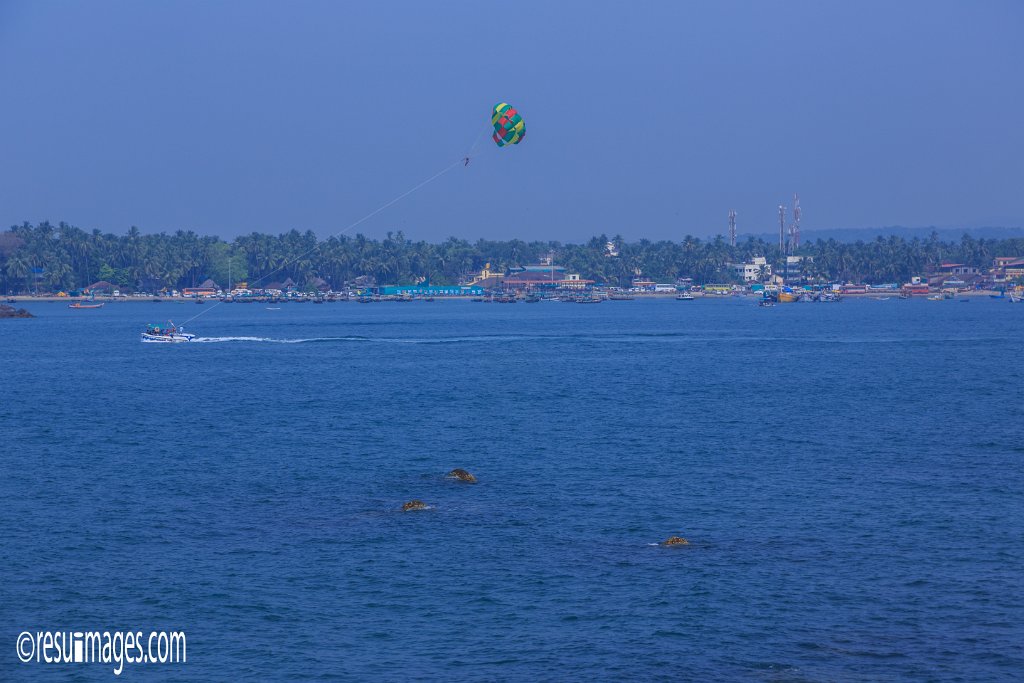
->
[0,304,33,318]
[447,468,477,483]
[661,536,689,546]
[402,500,428,512]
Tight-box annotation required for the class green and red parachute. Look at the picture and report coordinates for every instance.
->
[491,103,525,147]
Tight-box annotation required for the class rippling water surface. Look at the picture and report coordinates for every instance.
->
[2,297,1022,680]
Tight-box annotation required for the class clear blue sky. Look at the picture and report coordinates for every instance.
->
[1,0,1021,242]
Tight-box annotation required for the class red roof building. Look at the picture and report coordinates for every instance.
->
[502,264,593,290]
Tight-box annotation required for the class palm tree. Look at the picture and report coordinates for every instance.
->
[5,255,29,294]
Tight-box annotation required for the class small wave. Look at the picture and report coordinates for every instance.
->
[378,335,546,344]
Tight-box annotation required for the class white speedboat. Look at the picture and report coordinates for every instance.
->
[141,322,195,343]
[675,292,695,300]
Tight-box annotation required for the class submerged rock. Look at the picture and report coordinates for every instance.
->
[402,500,428,512]
[660,536,689,546]
[0,304,33,319]
[447,468,477,483]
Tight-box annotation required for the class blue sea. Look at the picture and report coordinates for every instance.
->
[2,297,1022,681]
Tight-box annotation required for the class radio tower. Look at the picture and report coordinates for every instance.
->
[778,204,786,253]
[728,210,737,247]
[790,193,801,252]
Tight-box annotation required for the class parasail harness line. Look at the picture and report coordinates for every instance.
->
[180,155,468,326]
[461,122,498,168]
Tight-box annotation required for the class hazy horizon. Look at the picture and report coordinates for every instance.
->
[2,1,1022,242]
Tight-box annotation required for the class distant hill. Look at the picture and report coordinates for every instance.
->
[741,226,1024,244]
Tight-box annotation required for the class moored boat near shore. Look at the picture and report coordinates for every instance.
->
[777,288,801,303]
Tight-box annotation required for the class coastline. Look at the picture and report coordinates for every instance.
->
[4,289,1011,303]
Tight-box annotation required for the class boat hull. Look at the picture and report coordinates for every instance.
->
[141,332,194,343]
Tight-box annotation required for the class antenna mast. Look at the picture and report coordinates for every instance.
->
[778,204,786,253]
[728,210,737,247]
[790,193,801,252]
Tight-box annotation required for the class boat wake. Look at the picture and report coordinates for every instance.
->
[191,336,371,344]
[184,332,1010,346]
[190,334,544,344]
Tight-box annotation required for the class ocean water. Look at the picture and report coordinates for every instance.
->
[1,297,1022,681]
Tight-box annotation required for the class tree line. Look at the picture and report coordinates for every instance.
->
[1,221,1022,293]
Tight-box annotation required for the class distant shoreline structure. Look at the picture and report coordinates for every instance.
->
[744,225,1024,244]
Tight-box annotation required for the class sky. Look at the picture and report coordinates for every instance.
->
[0,0,1021,242]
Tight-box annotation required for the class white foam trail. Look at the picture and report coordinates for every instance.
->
[191,336,368,344]
[189,335,533,345]
[175,333,1004,346]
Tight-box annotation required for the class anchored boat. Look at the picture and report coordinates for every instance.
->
[776,286,801,303]
[69,302,105,309]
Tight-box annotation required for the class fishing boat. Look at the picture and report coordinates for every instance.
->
[675,292,695,301]
[758,298,775,307]
[777,286,801,303]
[1009,293,1022,303]
[141,321,195,343]
[69,302,105,309]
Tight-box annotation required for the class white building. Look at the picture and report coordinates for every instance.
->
[781,255,811,282]
[731,256,771,283]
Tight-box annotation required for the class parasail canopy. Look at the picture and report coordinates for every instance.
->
[491,103,525,147]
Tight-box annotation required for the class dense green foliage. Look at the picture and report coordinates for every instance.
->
[1,221,1022,293]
